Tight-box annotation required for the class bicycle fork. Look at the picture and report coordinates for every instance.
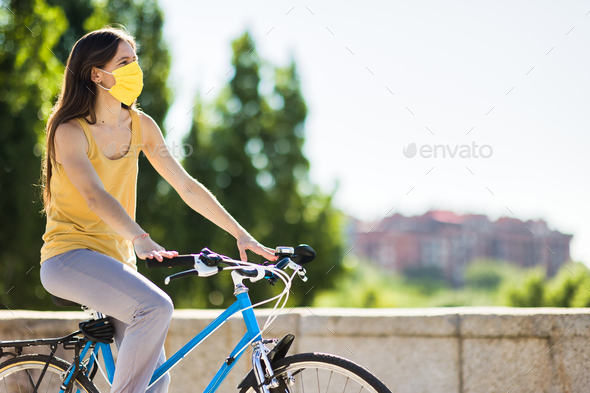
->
[251,341,296,393]
[251,340,279,393]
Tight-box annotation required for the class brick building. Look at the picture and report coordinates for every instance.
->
[349,211,573,285]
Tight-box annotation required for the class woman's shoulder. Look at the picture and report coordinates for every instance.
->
[54,118,89,163]
[55,118,88,145]
[55,117,86,137]
[129,107,153,130]
[135,110,160,138]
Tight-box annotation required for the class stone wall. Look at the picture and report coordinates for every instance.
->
[1,307,589,392]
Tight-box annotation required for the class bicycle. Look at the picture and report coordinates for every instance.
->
[0,244,391,393]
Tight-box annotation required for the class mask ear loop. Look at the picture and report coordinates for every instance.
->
[95,67,113,91]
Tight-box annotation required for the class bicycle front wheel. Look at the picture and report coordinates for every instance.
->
[0,354,98,393]
[243,352,392,393]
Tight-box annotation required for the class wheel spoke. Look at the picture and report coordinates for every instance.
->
[0,357,93,393]
[17,371,22,393]
[301,370,305,393]
[316,369,320,393]
[325,371,332,393]
[25,369,36,391]
[44,373,53,393]
[270,354,389,393]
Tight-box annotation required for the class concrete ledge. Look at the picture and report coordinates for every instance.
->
[298,307,460,337]
[1,307,587,392]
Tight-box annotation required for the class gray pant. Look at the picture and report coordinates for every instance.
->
[40,248,173,393]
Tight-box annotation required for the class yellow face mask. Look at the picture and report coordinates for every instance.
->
[95,60,144,106]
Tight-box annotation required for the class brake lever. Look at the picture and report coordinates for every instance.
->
[164,255,223,285]
[164,269,199,285]
[296,268,308,282]
[283,260,308,282]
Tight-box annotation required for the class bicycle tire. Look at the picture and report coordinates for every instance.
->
[240,352,392,393]
[0,354,99,393]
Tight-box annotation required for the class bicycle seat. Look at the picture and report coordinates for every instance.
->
[51,295,83,308]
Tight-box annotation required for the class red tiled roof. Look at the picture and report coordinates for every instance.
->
[425,210,464,224]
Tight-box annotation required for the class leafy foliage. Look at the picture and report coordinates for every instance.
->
[502,269,546,307]
[0,0,68,310]
[464,260,524,290]
[141,32,345,308]
[313,254,590,309]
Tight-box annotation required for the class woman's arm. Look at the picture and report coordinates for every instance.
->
[54,121,177,262]
[139,112,277,262]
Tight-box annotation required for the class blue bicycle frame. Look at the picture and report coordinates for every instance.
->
[61,291,262,393]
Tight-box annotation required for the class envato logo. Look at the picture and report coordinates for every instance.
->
[102,141,194,159]
[403,142,493,159]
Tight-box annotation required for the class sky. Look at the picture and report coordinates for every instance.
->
[157,0,590,264]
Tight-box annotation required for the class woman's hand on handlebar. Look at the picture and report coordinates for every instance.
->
[133,235,179,262]
[237,233,278,262]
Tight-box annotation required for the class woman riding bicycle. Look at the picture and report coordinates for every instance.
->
[38,26,277,393]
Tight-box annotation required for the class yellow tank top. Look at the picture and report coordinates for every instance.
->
[40,108,143,270]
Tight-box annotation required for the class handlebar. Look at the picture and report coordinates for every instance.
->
[145,245,315,286]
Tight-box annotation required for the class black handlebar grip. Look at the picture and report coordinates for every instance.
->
[145,254,196,269]
[275,257,291,270]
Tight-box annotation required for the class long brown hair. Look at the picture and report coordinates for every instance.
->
[41,25,140,215]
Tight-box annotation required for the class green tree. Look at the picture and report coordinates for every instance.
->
[160,31,344,308]
[571,280,590,307]
[502,262,590,308]
[0,0,68,310]
[503,269,546,307]
[545,262,590,307]
[464,260,525,290]
[464,261,503,290]
[46,0,94,61]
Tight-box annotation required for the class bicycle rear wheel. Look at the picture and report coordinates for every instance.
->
[0,354,98,393]
[242,352,391,393]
